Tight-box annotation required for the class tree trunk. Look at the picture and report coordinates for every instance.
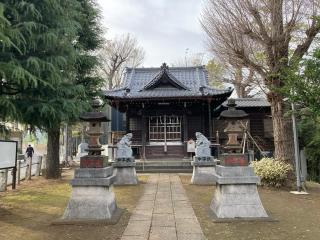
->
[268,93,295,163]
[46,128,61,179]
[108,69,116,90]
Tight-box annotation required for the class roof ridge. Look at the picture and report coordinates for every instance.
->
[205,85,233,92]
[235,97,267,100]
[126,65,206,71]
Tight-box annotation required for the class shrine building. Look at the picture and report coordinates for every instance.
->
[105,63,273,160]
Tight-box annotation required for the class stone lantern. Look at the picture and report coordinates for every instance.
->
[210,98,268,219]
[61,98,119,222]
[78,98,108,168]
[220,99,248,166]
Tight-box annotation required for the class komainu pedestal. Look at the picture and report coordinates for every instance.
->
[113,133,138,185]
[191,132,216,185]
[113,158,138,185]
[191,157,216,185]
[63,167,117,220]
[210,165,268,219]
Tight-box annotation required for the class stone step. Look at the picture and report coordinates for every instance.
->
[135,160,193,173]
[136,161,191,166]
[136,168,192,173]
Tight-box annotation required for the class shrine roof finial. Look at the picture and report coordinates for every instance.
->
[161,62,169,70]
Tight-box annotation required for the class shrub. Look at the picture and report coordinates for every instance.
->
[251,157,293,187]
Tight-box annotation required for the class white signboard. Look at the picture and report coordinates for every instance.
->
[0,141,17,169]
[187,140,195,152]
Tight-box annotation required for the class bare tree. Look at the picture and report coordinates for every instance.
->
[97,33,145,89]
[175,51,262,95]
[171,52,206,67]
[205,59,225,88]
[206,58,264,96]
[223,63,265,98]
[201,0,320,162]
[172,53,227,88]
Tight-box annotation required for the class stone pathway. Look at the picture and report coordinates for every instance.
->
[121,174,205,240]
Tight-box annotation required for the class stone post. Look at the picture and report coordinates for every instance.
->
[17,160,21,185]
[27,155,32,180]
[25,159,30,180]
[0,169,8,192]
[41,154,47,176]
[36,156,42,176]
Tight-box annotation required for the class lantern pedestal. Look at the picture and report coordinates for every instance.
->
[191,157,216,185]
[112,157,138,185]
[62,167,118,220]
[220,153,248,166]
[210,165,268,219]
[80,155,108,168]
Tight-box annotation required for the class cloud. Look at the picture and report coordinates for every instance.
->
[97,0,207,67]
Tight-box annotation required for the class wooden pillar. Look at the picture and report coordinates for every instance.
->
[208,99,213,140]
[115,101,120,132]
[183,111,188,158]
[126,114,130,133]
[141,115,146,160]
[183,113,188,141]
[201,102,205,134]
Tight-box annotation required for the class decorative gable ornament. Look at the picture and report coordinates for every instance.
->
[142,63,190,91]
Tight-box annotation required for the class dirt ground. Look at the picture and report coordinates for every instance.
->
[1,172,320,240]
[180,175,320,240]
[0,169,148,240]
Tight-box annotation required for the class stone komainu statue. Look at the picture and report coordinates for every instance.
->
[116,133,133,159]
[195,132,211,157]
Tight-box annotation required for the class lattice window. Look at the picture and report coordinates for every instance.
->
[129,118,141,130]
[149,115,181,141]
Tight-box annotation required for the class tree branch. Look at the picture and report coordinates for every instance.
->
[292,18,320,60]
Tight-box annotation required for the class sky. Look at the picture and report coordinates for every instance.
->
[96,0,208,67]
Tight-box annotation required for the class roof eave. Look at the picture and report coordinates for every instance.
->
[104,91,232,102]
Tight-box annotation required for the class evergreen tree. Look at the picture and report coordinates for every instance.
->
[0,0,103,178]
[283,49,320,117]
[283,49,320,183]
[0,1,47,119]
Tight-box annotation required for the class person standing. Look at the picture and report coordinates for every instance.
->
[26,145,34,158]
[26,145,34,180]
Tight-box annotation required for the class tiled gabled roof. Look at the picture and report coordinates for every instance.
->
[143,63,190,90]
[105,63,233,100]
[222,98,270,108]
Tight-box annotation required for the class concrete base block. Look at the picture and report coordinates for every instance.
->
[63,185,117,220]
[191,166,216,185]
[210,184,268,219]
[213,166,260,185]
[113,167,138,185]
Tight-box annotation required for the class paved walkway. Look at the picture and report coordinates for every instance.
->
[121,174,205,240]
